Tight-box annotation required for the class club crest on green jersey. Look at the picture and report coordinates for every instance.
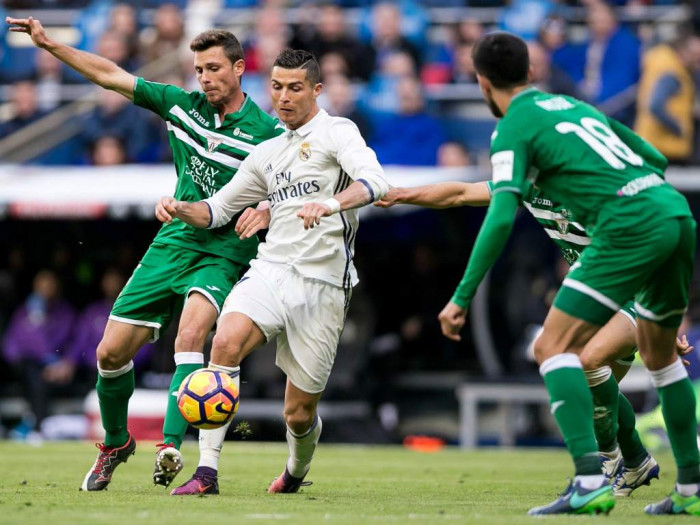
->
[207,136,223,154]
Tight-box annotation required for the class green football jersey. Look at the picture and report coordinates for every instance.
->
[133,78,284,264]
[490,88,692,234]
[488,180,588,265]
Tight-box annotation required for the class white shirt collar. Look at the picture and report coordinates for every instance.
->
[287,109,327,138]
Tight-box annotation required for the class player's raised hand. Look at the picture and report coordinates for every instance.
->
[235,206,270,239]
[374,186,400,208]
[155,196,181,224]
[297,202,331,230]
[676,334,694,367]
[6,17,51,48]
[438,301,467,342]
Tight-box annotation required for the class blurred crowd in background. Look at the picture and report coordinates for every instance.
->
[1,0,700,443]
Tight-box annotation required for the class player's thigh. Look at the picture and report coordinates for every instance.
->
[176,255,245,319]
[579,308,637,371]
[110,243,183,341]
[635,216,696,329]
[533,306,601,364]
[553,224,679,328]
[96,319,154,368]
[277,277,347,395]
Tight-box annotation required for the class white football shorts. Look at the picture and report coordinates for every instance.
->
[221,259,349,394]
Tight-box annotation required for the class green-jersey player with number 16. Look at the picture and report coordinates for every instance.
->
[437,32,698,516]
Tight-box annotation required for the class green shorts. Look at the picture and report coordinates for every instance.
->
[110,242,246,341]
[553,216,696,329]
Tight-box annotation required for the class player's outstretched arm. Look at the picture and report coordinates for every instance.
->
[375,181,491,209]
[6,16,135,100]
[297,179,382,230]
[155,196,212,228]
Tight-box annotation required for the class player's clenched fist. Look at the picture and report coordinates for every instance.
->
[6,17,50,48]
[155,196,182,224]
[297,202,332,230]
[438,301,467,342]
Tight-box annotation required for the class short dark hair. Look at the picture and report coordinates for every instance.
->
[471,32,529,89]
[190,30,244,65]
[273,49,321,86]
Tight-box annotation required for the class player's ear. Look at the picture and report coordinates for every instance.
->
[313,82,322,98]
[234,58,245,77]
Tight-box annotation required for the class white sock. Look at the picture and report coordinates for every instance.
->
[97,360,134,378]
[197,362,240,470]
[174,352,204,366]
[677,482,698,497]
[286,414,322,478]
[575,474,606,490]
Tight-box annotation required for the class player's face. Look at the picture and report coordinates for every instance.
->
[194,46,244,107]
[270,66,322,130]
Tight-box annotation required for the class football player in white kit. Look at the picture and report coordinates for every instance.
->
[155,49,389,493]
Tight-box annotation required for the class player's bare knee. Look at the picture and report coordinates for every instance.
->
[283,403,315,434]
[211,332,244,365]
[96,340,128,370]
[174,326,208,353]
[579,347,603,371]
[533,335,554,365]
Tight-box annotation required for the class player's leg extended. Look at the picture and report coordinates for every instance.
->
[268,380,322,494]
[155,292,218,487]
[81,320,152,491]
[640,319,700,514]
[171,312,266,495]
[527,307,614,515]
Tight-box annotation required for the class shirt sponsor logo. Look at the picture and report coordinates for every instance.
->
[267,171,321,208]
[535,97,574,111]
[233,127,254,140]
[188,108,210,127]
[491,150,514,183]
[185,156,220,197]
[616,174,664,197]
[299,142,312,161]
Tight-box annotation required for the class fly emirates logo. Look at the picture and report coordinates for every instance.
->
[268,171,320,208]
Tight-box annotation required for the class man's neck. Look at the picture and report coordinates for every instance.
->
[214,90,246,121]
[496,84,532,116]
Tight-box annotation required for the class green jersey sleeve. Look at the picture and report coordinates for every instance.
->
[489,121,531,195]
[133,77,189,120]
[606,117,668,175]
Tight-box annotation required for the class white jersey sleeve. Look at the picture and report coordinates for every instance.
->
[329,119,389,201]
[204,150,269,228]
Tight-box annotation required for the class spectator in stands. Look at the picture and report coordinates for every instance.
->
[109,3,140,65]
[0,80,47,138]
[450,39,478,85]
[80,89,158,163]
[553,1,641,124]
[32,49,76,112]
[295,3,374,82]
[90,135,128,166]
[2,269,76,436]
[70,269,153,374]
[538,15,567,54]
[320,73,371,139]
[369,75,446,165]
[437,141,472,167]
[368,3,422,74]
[139,3,184,64]
[528,41,580,97]
[634,32,700,164]
[97,29,138,71]
[499,0,555,41]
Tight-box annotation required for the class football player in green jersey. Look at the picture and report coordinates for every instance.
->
[7,17,283,493]
[377,180,694,497]
[435,32,699,516]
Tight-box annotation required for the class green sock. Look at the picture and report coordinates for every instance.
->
[590,374,620,453]
[616,392,647,468]
[658,376,700,483]
[541,354,600,475]
[162,362,202,448]
[97,365,135,447]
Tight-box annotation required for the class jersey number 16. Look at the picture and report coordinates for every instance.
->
[556,117,643,170]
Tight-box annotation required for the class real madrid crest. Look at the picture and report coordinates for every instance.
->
[299,142,311,161]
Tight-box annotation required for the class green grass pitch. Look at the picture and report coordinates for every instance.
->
[0,441,684,524]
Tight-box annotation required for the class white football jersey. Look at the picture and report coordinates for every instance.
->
[205,109,388,289]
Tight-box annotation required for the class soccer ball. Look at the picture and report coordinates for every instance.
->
[177,369,239,429]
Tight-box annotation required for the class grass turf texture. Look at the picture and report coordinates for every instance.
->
[0,441,683,524]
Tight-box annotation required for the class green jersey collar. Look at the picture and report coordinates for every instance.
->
[509,86,539,107]
[213,93,251,128]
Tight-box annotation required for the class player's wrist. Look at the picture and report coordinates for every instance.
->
[322,197,341,215]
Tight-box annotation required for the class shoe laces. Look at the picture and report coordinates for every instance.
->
[156,442,175,451]
[93,442,113,474]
